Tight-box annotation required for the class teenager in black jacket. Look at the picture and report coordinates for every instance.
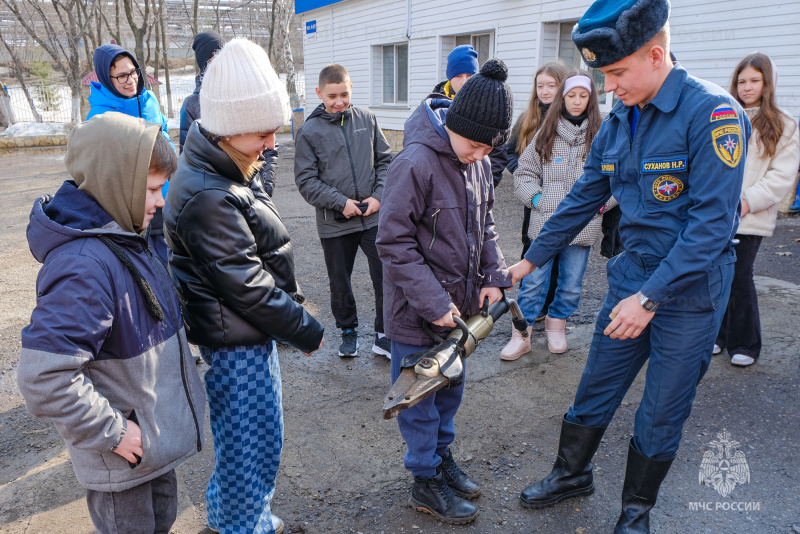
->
[164,38,323,534]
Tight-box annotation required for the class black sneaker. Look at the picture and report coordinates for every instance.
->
[338,328,359,357]
[372,334,391,359]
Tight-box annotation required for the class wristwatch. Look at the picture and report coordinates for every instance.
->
[635,291,659,312]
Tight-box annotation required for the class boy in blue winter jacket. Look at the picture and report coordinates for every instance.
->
[18,112,205,534]
[376,59,513,524]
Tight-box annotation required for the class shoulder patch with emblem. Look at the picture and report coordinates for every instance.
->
[710,104,738,123]
[712,125,743,168]
[652,175,684,201]
[601,162,616,174]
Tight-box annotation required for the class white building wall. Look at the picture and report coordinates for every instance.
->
[301,0,800,131]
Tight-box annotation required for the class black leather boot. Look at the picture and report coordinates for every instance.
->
[520,415,606,508]
[440,448,482,499]
[409,468,479,524]
[614,439,674,533]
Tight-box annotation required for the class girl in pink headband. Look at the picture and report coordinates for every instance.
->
[562,75,593,96]
[508,70,616,355]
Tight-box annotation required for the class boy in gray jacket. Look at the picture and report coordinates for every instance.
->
[295,64,393,358]
[18,113,205,534]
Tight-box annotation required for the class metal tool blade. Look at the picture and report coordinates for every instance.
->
[383,368,449,420]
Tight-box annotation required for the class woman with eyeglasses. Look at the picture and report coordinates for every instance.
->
[87,44,175,265]
[87,44,171,145]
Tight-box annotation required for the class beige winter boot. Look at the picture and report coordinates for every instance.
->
[500,324,533,361]
[544,316,568,354]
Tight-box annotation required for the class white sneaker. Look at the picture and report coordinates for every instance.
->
[712,344,722,355]
[209,515,283,533]
[272,515,285,534]
[730,354,755,367]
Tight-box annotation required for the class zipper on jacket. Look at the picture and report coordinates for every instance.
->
[145,242,203,452]
[428,209,441,250]
[340,119,367,231]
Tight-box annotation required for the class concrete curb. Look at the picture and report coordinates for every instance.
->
[0,135,69,148]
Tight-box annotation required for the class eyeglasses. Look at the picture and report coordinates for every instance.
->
[110,68,141,84]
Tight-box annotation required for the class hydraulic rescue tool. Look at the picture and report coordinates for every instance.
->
[383,294,528,419]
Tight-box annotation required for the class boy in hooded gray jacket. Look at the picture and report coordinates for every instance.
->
[18,112,205,534]
[295,63,392,358]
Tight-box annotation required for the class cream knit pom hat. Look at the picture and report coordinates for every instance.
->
[199,38,290,136]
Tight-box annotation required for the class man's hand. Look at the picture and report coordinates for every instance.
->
[362,196,381,216]
[303,337,325,357]
[342,199,362,218]
[604,294,655,340]
[433,303,461,328]
[508,259,536,286]
[113,420,143,463]
[479,286,503,307]
[740,198,750,217]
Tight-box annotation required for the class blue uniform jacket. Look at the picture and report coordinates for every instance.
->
[525,62,750,305]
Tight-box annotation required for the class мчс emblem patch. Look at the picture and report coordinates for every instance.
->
[582,48,596,62]
[710,104,739,122]
[652,175,684,201]
[712,125,743,168]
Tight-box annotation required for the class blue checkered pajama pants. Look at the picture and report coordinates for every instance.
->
[200,342,283,534]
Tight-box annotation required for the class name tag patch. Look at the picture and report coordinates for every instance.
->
[601,162,615,174]
[642,158,687,173]
[710,104,739,123]
[652,175,684,201]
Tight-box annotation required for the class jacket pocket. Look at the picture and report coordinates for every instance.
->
[127,409,143,469]
[639,152,690,214]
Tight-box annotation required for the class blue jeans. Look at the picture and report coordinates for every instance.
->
[390,340,465,478]
[518,244,591,324]
[566,251,734,461]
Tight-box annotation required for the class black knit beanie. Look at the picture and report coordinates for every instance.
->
[193,31,226,73]
[445,58,513,147]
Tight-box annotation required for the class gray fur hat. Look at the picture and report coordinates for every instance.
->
[572,0,670,68]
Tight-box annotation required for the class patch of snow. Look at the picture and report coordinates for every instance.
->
[0,122,71,137]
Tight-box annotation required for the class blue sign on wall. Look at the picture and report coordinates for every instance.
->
[306,20,317,40]
[295,0,346,14]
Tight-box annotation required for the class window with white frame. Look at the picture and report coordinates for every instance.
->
[553,21,615,111]
[375,43,408,105]
[440,31,495,81]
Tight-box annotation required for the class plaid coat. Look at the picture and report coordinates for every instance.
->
[513,117,616,247]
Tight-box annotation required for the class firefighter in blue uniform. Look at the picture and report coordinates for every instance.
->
[508,0,750,532]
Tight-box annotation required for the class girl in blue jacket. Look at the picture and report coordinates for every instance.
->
[87,44,171,145]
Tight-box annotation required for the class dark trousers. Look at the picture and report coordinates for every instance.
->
[86,469,178,534]
[320,226,384,333]
[716,234,763,359]
[521,206,532,258]
[566,251,733,460]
